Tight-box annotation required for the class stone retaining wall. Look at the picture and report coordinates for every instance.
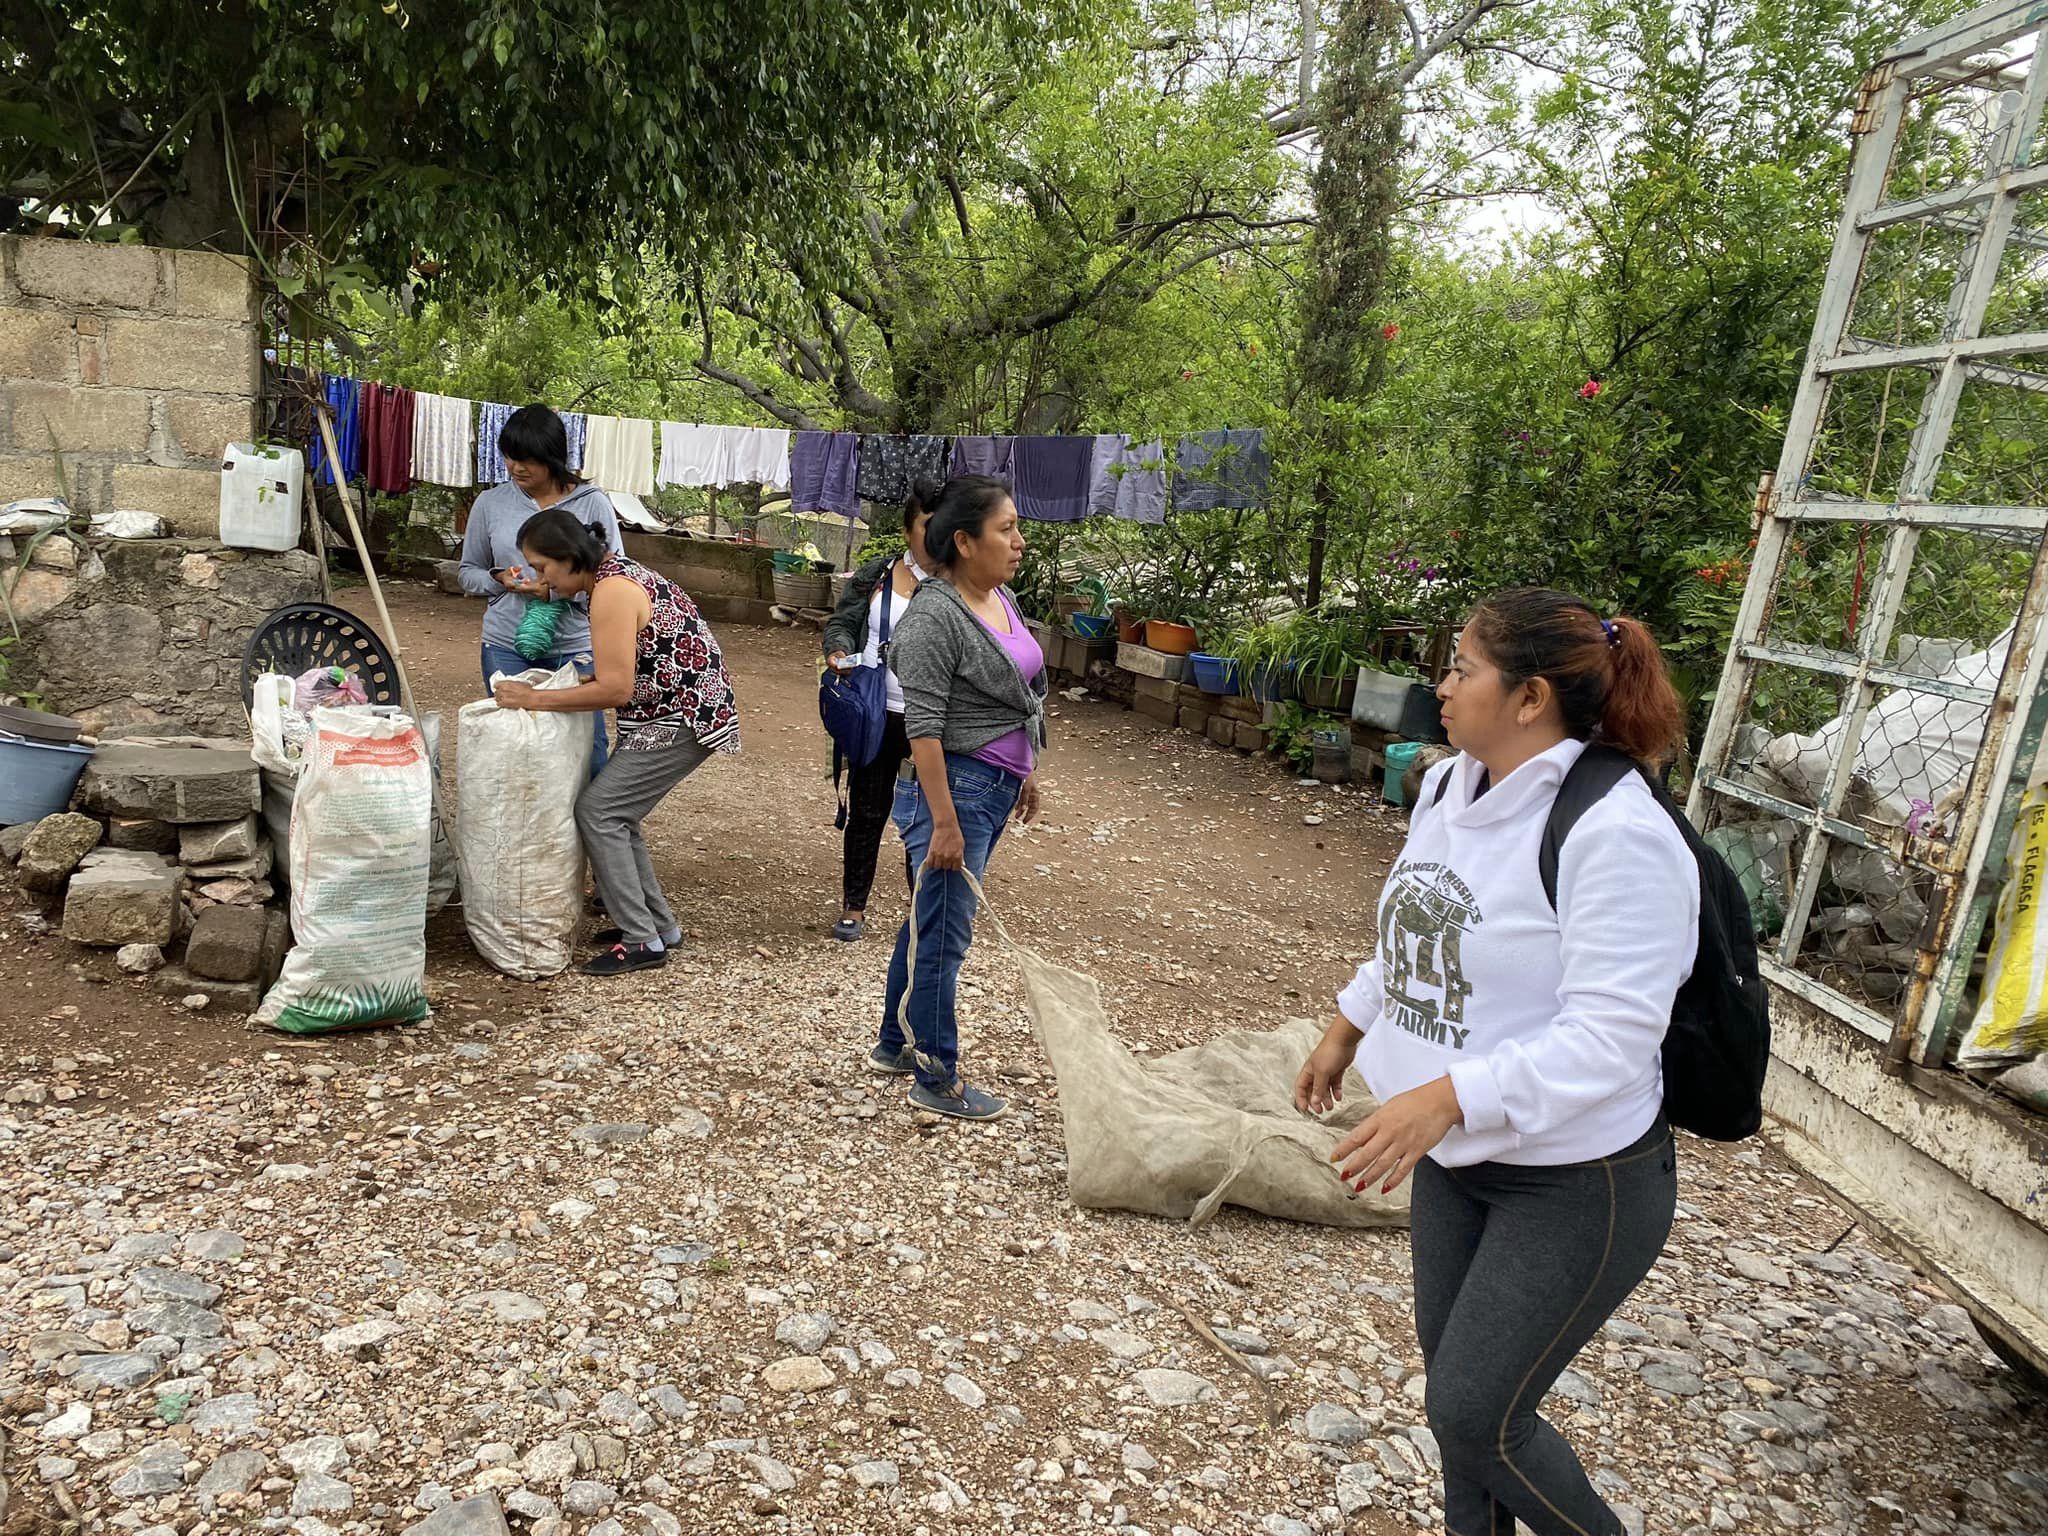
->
[0,235,263,535]
[4,536,321,738]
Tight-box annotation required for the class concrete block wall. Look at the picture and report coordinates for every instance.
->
[0,236,262,535]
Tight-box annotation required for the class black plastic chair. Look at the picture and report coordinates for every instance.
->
[241,601,402,708]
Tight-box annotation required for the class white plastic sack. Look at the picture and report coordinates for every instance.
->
[1763,627,2014,839]
[457,664,588,979]
[255,708,433,1034]
[248,676,456,912]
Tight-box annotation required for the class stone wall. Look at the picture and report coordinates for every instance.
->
[3,536,320,739]
[0,235,262,536]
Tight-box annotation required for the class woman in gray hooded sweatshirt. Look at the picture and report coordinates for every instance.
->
[459,405,624,774]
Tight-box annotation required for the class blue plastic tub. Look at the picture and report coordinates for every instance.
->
[1072,612,1114,640]
[0,733,94,824]
[1188,653,1243,694]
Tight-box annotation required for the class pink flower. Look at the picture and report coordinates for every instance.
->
[1180,369,1195,381]
[1578,379,1603,400]
[1382,323,1400,341]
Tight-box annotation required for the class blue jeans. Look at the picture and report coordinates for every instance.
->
[480,643,609,778]
[879,753,1022,1090]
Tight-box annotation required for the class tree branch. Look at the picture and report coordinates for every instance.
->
[693,291,824,432]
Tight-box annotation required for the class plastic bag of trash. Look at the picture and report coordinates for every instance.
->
[966,873,1407,1228]
[0,497,69,535]
[1958,783,2048,1068]
[457,663,587,979]
[255,707,433,1034]
[87,510,165,539]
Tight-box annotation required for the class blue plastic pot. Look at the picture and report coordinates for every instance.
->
[1072,612,1114,640]
[1249,658,1300,702]
[1188,653,1243,694]
[0,733,94,824]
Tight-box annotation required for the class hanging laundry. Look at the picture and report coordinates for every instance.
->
[362,382,416,495]
[1089,435,1168,525]
[582,415,657,496]
[561,411,589,472]
[1010,436,1094,523]
[307,375,363,488]
[1171,428,1270,511]
[732,427,792,490]
[949,435,1015,479]
[659,422,726,488]
[790,431,860,515]
[856,434,949,505]
[475,401,517,484]
[411,392,474,488]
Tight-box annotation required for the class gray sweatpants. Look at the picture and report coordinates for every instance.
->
[1411,1120,1676,1536]
[573,737,712,945]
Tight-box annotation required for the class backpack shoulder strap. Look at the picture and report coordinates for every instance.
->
[875,560,898,648]
[1427,760,1455,809]
[1539,744,1639,910]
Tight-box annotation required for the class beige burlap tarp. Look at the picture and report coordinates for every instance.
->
[974,881,1409,1229]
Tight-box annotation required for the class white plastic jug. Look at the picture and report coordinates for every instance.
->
[219,443,304,552]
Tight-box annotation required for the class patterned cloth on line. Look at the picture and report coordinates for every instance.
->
[856,434,949,504]
[476,401,516,484]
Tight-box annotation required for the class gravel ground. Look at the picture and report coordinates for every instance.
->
[1,586,2044,1536]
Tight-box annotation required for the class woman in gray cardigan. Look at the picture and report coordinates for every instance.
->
[873,475,1047,1120]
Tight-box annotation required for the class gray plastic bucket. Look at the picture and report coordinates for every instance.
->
[0,732,94,824]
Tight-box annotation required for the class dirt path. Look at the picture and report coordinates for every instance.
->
[1,582,2043,1536]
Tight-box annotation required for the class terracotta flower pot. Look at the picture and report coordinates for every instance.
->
[1114,609,1146,644]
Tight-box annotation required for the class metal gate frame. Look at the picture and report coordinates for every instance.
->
[1689,0,2048,1073]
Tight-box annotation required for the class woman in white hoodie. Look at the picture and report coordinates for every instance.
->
[1296,588,1697,1536]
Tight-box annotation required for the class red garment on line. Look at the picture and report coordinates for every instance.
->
[363,382,416,494]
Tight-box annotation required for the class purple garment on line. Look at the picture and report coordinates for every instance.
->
[1010,435,1094,523]
[969,588,1043,779]
[949,435,1015,479]
[791,431,860,515]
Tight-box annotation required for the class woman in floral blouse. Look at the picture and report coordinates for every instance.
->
[494,507,740,975]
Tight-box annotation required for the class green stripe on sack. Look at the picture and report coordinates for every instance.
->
[270,982,431,1035]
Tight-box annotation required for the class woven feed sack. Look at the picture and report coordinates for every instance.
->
[1012,930,1410,1229]
[256,707,432,1033]
[458,663,589,979]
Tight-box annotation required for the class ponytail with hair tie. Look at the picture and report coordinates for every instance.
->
[1469,589,1685,768]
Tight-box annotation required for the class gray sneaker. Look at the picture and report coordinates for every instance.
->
[867,1044,917,1075]
[908,1079,1009,1121]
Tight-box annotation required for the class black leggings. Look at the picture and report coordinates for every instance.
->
[842,712,912,912]
[1411,1120,1676,1536]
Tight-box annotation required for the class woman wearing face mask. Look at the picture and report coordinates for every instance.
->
[458,405,624,776]
[820,481,939,942]
[1295,588,1696,1536]
[491,508,740,976]
[873,475,1045,1120]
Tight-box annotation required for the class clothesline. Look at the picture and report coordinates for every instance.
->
[306,373,1271,524]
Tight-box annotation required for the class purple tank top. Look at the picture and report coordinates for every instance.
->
[970,589,1043,779]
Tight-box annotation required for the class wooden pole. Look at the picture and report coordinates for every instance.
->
[314,400,417,719]
[302,464,333,602]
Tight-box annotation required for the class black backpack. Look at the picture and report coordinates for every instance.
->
[1429,744,1769,1140]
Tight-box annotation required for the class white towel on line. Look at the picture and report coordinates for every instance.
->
[659,422,725,488]
[582,415,656,497]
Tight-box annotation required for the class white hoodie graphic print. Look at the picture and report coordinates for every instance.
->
[1338,738,1699,1168]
